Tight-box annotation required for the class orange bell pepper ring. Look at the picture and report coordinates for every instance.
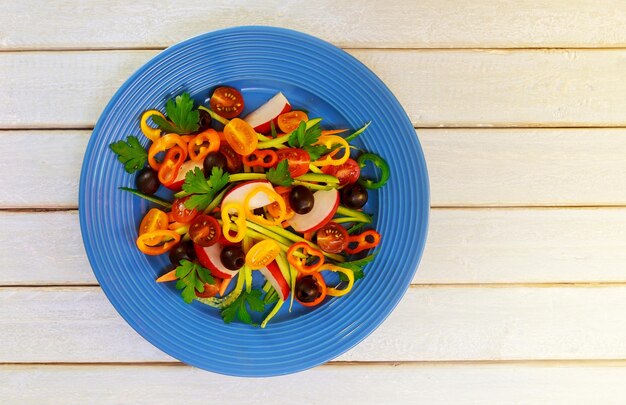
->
[243,186,286,226]
[345,230,381,254]
[148,133,188,171]
[221,202,247,243]
[242,149,278,168]
[158,146,186,186]
[287,242,325,274]
[188,128,220,162]
[140,110,165,142]
[136,230,181,256]
[311,135,350,167]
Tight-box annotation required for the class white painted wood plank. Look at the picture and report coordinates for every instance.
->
[3,363,626,405]
[2,286,626,362]
[2,1,626,49]
[3,50,626,128]
[5,208,626,286]
[4,128,626,208]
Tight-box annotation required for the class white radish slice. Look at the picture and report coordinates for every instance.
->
[194,243,240,279]
[165,160,203,191]
[286,189,340,233]
[260,261,290,301]
[244,92,291,134]
[221,180,274,213]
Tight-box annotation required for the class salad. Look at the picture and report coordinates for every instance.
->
[109,87,389,328]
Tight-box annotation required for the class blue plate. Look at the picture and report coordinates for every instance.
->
[79,26,429,376]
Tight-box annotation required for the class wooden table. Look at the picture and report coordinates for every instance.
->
[2,2,626,403]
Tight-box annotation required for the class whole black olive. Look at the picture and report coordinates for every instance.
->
[203,151,228,176]
[295,275,321,303]
[198,109,212,132]
[220,245,245,270]
[169,241,196,267]
[135,167,160,195]
[289,185,314,214]
[340,183,368,210]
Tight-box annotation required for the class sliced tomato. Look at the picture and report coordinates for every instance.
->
[276,148,310,178]
[223,118,258,156]
[139,208,169,236]
[209,87,244,119]
[322,158,360,186]
[219,143,243,173]
[316,222,349,253]
[171,196,198,224]
[189,214,221,247]
[277,110,308,133]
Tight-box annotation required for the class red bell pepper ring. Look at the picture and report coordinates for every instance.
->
[287,242,325,274]
[242,149,278,168]
[158,146,186,186]
[345,230,381,254]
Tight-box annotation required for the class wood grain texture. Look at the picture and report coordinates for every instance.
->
[2,286,626,363]
[4,363,626,405]
[5,208,626,286]
[3,50,626,128]
[2,1,626,49]
[4,128,626,208]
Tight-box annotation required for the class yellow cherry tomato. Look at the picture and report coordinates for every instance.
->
[245,239,280,270]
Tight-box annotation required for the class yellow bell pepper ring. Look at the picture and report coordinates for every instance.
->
[324,264,355,297]
[243,186,287,226]
[140,110,165,142]
[312,135,350,166]
[221,202,247,243]
[136,230,181,256]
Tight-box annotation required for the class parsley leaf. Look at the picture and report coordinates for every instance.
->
[182,167,230,210]
[266,160,294,186]
[109,136,147,173]
[175,260,215,304]
[221,289,265,325]
[336,254,377,282]
[287,120,330,161]
[151,93,199,134]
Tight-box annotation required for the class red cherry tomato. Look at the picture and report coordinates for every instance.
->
[322,158,360,186]
[219,143,243,173]
[171,196,198,223]
[189,214,221,247]
[315,222,349,253]
[209,87,244,119]
[276,148,310,178]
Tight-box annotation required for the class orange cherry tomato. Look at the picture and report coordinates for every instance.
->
[136,230,181,255]
[188,128,220,162]
[158,146,186,186]
[139,208,169,235]
[171,196,199,223]
[277,110,308,133]
[223,118,258,156]
[245,239,281,270]
[209,87,245,119]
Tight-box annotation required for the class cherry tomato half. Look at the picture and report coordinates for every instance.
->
[189,214,221,247]
[245,239,280,270]
[139,208,169,236]
[171,196,199,224]
[276,148,310,178]
[316,222,349,254]
[209,87,244,119]
[277,110,308,133]
[223,118,258,156]
[322,158,360,186]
